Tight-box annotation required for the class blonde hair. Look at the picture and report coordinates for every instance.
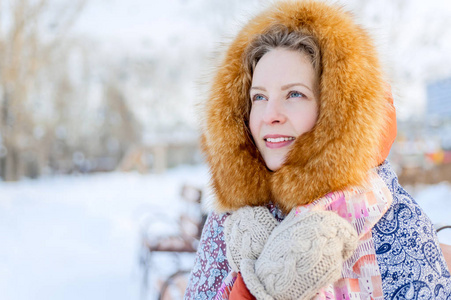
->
[243,24,321,80]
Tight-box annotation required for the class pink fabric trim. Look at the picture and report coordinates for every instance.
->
[214,272,237,300]
[295,170,392,300]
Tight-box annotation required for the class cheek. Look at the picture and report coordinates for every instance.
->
[293,105,318,133]
[306,111,318,129]
[249,108,260,140]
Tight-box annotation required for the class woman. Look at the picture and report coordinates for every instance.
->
[185,1,451,299]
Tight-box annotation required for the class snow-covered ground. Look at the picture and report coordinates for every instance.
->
[0,165,210,300]
[0,164,450,300]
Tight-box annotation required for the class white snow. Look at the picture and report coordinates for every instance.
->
[0,165,210,300]
[0,165,450,300]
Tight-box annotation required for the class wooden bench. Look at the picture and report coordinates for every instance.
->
[139,184,206,300]
[437,224,451,270]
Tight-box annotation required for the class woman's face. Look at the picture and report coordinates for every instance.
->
[249,48,318,171]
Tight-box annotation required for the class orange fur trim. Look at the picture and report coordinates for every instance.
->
[202,1,387,213]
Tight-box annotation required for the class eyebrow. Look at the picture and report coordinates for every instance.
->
[250,83,313,93]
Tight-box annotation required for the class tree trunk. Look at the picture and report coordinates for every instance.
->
[3,144,19,181]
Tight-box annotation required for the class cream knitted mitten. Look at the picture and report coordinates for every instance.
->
[240,210,358,300]
[224,206,279,272]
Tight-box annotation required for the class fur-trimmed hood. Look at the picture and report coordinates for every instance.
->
[201,0,394,213]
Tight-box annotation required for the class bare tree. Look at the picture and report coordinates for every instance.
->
[0,0,84,180]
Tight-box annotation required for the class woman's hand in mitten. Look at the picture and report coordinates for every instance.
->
[224,206,279,272]
[240,210,358,300]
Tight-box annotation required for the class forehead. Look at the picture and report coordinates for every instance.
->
[252,48,317,86]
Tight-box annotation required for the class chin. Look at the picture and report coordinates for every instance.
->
[265,160,283,172]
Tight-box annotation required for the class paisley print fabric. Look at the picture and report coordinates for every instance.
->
[184,212,231,300]
[373,161,451,299]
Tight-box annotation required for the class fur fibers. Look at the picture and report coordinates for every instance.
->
[201,1,387,214]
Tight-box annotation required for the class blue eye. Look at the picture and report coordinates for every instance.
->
[253,94,266,101]
[289,91,305,98]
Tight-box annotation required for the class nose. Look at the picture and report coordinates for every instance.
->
[262,99,286,125]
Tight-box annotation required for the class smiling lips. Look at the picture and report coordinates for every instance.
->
[263,135,295,149]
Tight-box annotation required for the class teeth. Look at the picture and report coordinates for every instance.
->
[266,137,295,143]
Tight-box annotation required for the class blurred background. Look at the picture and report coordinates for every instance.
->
[0,0,450,299]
